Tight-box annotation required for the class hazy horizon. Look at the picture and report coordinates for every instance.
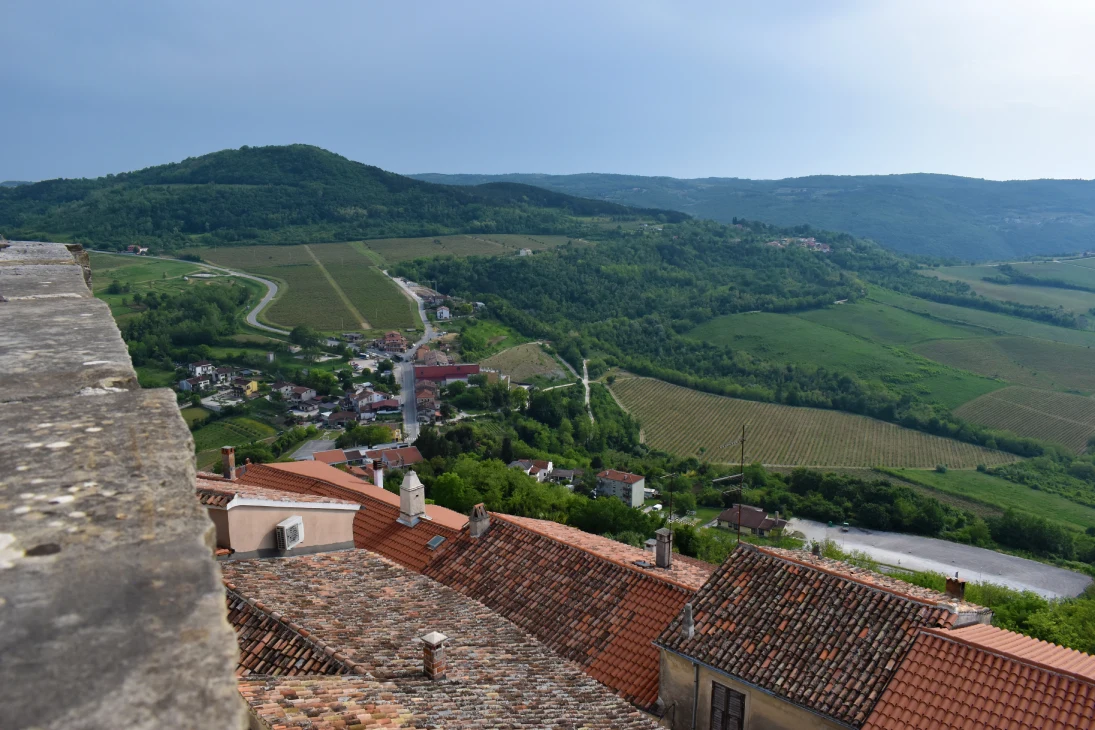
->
[4,1,1095,182]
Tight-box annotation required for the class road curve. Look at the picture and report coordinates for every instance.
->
[89,250,290,336]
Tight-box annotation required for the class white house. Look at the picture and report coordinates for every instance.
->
[188,360,215,377]
[436,306,451,320]
[596,469,646,508]
[179,376,211,392]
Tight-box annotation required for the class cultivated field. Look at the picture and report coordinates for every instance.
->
[481,343,569,383]
[887,468,1095,533]
[794,300,988,346]
[609,376,1017,468]
[954,386,1095,453]
[687,311,1002,408]
[870,288,1095,348]
[191,417,276,452]
[185,243,418,332]
[924,266,1095,315]
[915,336,1095,394]
[357,233,572,264]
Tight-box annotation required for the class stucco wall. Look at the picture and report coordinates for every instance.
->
[224,506,356,553]
[208,508,231,548]
[659,649,848,730]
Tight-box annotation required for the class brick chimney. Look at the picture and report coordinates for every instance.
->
[420,631,448,680]
[945,575,967,601]
[398,470,426,527]
[372,459,384,491]
[469,503,490,538]
[655,527,672,569]
[221,446,236,480]
[681,603,694,640]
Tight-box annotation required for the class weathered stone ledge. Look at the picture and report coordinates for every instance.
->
[0,241,246,729]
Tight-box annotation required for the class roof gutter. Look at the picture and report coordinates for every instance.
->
[655,644,859,730]
[217,497,362,512]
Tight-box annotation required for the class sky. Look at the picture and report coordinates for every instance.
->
[2,1,1094,182]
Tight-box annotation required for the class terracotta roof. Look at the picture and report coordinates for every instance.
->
[195,477,358,509]
[499,514,714,590]
[225,551,660,729]
[423,513,700,708]
[865,624,1095,730]
[655,544,982,726]
[598,468,644,484]
[235,462,466,569]
[363,446,424,467]
[311,448,347,464]
[717,503,789,531]
[414,363,479,381]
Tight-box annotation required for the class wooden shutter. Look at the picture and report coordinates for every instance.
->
[710,681,745,730]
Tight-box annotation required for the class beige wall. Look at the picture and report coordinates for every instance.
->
[206,506,356,554]
[659,649,847,730]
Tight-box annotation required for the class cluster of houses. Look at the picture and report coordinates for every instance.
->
[765,236,832,253]
[412,361,481,422]
[124,244,150,254]
[178,360,260,401]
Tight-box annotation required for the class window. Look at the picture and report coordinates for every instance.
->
[710,681,745,730]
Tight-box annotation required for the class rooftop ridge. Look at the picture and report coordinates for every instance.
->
[924,626,1095,686]
[492,513,701,593]
[750,544,978,617]
[224,583,371,676]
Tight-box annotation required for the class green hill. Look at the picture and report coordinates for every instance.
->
[0,145,685,250]
[411,171,1095,261]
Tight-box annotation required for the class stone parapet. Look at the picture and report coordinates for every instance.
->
[0,241,246,729]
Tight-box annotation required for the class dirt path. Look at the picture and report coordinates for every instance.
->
[303,244,370,329]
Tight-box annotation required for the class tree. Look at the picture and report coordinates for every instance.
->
[673,491,697,518]
[189,394,201,408]
[500,436,514,464]
[289,325,320,348]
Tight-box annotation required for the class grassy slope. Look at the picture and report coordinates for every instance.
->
[914,336,1095,394]
[888,468,1095,532]
[923,266,1095,315]
[687,309,1002,409]
[481,343,569,383]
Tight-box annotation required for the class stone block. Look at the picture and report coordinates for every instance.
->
[0,263,92,300]
[0,388,246,729]
[0,240,76,266]
[0,296,137,402]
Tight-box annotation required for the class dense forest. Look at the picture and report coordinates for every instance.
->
[0,145,684,249]
[413,171,1095,261]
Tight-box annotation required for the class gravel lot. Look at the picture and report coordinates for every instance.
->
[789,518,1092,598]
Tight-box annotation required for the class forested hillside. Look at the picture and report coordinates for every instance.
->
[412,172,1095,261]
[0,145,684,249]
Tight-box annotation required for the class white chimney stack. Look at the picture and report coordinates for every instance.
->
[398,470,426,527]
[221,446,236,480]
[372,459,384,491]
[655,527,672,569]
[469,503,490,538]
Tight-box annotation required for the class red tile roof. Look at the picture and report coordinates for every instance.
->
[311,449,347,465]
[414,363,479,381]
[655,544,985,726]
[597,468,644,484]
[864,624,1095,730]
[717,503,789,531]
[234,462,466,570]
[423,513,700,708]
[195,477,358,509]
[363,446,423,467]
[225,551,661,729]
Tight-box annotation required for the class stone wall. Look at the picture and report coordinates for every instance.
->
[0,242,247,729]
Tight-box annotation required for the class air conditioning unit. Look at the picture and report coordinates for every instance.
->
[275,515,304,551]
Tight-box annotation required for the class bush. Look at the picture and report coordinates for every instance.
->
[935,464,948,474]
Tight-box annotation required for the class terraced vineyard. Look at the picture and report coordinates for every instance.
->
[955,386,1095,453]
[609,376,1018,468]
[191,417,277,452]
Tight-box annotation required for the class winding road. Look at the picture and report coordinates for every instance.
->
[90,250,289,335]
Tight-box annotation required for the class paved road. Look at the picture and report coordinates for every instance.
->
[789,518,1092,598]
[386,274,438,442]
[89,250,289,336]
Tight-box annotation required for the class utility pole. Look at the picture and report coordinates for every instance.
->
[712,425,747,543]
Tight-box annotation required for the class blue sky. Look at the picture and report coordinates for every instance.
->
[2,1,1093,181]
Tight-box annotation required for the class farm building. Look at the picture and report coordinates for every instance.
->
[596,468,645,508]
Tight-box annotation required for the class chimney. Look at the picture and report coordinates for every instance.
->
[420,631,448,680]
[681,603,694,640]
[372,459,384,491]
[655,527,672,569]
[945,574,966,601]
[469,503,490,538]
[398,470,426,527]
[811,541,821,557]
[221,446,236,480]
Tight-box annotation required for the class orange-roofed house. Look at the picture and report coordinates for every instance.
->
[864,623,1095,730]
[597,468,646,507]
[654,543,994,730]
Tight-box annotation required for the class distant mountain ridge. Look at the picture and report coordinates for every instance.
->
[0,145,684,249]
[1,180,31,187]
[411,171,1095,261]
